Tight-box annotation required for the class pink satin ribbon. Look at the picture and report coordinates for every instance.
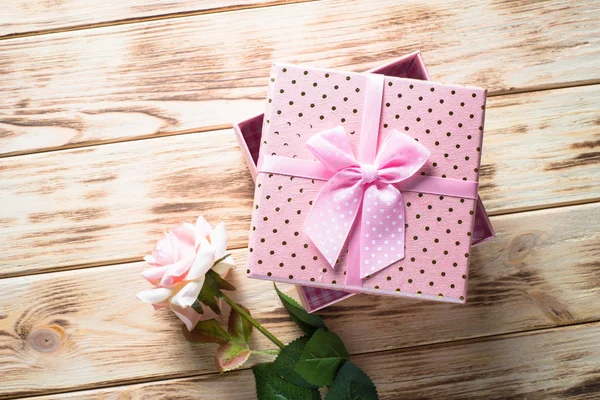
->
[259,156,478,200]
[257,73,478,292]
[303,126,431,279]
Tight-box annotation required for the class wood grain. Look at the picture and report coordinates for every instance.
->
[1,203,598,398]
[22,322,600,400]
[1,0,599,156]
[2,85,599,277]
[0,1,312,39]
[0,129,255,277]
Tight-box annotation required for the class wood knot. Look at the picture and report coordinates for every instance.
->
[527,290,575,324]
[117,390,138,400]
[507,232,543,264]
[27,326,64,353]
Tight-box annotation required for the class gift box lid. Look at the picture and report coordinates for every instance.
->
[235,53,494,310]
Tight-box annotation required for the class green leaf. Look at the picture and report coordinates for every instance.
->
[215,342,251,372]
[191,299,205,315]
[273,336,316,388]
[196,269,236,315]
[213,252,232,267]
[228,305,253,344]
[182,319,230,345]
[253,363,321,400]
[325,362,378,400]
[197,289,221,315]
[274,283,326,335]
[295,328,350,387]
[209,268,236,292]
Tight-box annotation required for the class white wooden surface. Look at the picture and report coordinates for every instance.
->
[0,1,599,399]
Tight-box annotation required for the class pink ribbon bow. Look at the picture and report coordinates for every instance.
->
[304,126,430,278]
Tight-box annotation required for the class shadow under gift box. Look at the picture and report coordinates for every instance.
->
[234,52,494,312]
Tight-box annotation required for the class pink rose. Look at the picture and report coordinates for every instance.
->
[137,217,235,330]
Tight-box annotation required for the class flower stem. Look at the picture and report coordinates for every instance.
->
[251,349,281,356]
[221,293,285,349]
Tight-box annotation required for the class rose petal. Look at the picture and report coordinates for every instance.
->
[170,280,204,309]
[137,287,172,304]
[209,222,228,258]
[152,233,174,265]
[212,255,235,278]
[195,216,213,248]
[183,222,196,231]
[187,238,215,281]
[172,224,196,246]
[171,225,197,261]
[152,302,168,310]
[143,255,158,265]
[141,265,169,285]
[168,231,181,263]
[160,257,194,287]
[171,305,204,331]
[179,244,197,262]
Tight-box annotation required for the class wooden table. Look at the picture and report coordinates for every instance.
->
[1,1,599,399]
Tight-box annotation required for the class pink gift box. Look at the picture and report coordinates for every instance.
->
[235,53,494,311]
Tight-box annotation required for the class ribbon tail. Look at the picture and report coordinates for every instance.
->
[304,170,364,269]
[359,184,405,278]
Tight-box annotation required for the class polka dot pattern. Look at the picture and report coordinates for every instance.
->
[359,185,407,277]
[248,62,487,303]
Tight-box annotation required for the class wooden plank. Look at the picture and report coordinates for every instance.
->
[1,0,599,156]
[1,203,598,398]
[0,128,255,277]
[23,322,600,400]
[479,85,600,213]
[1,85,598,276]
[0,1,309,38]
